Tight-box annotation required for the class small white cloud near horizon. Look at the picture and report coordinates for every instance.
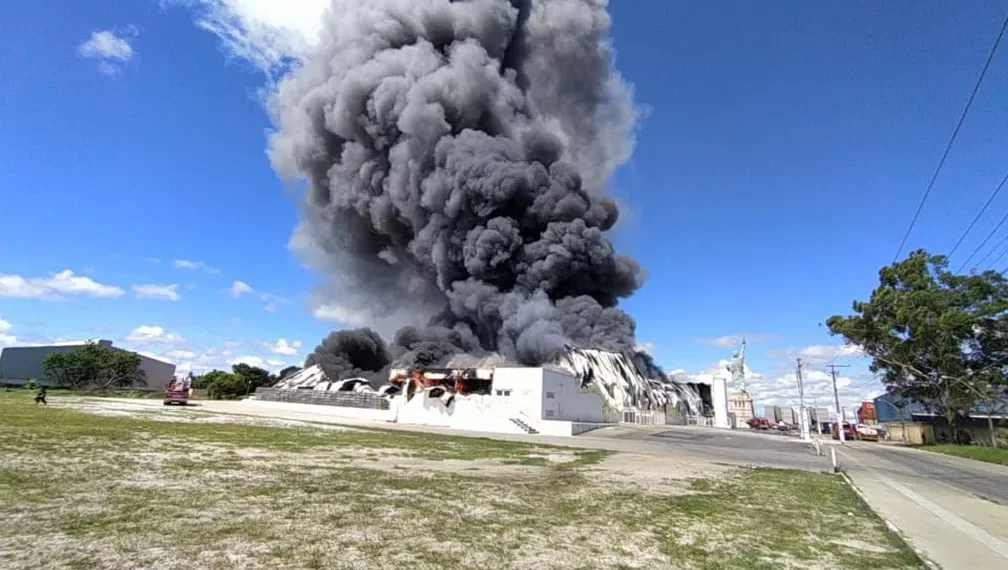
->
[230,354,288,371]
[132,283,182,302]
[174,259,221,275]
[0,270,125,300]
[268,338,302,356]
[673,359,881,412]
[125,325,185,345]
[78,29,136,75]
[0,317,15,346]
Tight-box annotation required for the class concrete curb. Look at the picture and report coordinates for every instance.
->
[839,471,941,570]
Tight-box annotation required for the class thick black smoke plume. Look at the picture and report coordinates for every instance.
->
[279,1,655,377]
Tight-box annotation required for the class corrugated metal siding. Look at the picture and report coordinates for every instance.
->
[0,343,175,389]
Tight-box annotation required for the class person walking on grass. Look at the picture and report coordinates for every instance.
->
[34,385,47,405]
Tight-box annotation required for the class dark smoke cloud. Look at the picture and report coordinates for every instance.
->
[283,1,653,376]
[304,328,390,384]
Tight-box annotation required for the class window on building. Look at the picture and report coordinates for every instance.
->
[545,391,555,399]
[503,390,512,396]
[545,410,555,417]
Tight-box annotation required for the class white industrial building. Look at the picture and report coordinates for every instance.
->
[0,340,176,390]
[261,347,729,437]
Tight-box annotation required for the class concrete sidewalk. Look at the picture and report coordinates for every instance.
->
[838,443,1008,570]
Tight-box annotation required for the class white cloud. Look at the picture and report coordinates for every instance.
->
[78,29,136,75]
[125,325,185,345]
[313,303,369,327]
[229,281,290,311]
[674,360,882,413]
[229,355,286,371]
[173,259,221,275]
[267,338,302,356]
[0,270,125,300]
[231,280,254,297]
[146,257,162,264]
[0,317,14,346]
[175,0,328,73]
[696,334,778,348]
[165,349,197,360]
[635,342,655,355]
[132,283,182,302]
[768,344,866,365]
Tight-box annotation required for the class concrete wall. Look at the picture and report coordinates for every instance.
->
[710,376,730,428]
[540,368,616,423]
[254,388,389,410]
[393,391,527,434]
[0,341,174,390]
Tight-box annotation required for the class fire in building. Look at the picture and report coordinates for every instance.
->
[259,346,714,436]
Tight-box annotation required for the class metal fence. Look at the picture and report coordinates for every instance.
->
[253,388,389,410]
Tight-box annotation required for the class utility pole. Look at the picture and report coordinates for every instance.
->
[826,364,851,443]
[825,364,851,414]
[796,358,809,441]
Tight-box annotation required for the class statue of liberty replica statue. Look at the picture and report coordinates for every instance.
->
[726,339,755,426]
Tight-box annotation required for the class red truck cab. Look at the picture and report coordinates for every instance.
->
[831,422,857,440]
[163,377,192,406]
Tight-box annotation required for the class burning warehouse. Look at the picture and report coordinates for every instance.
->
[266,345,712,436]
[252,0,719,433]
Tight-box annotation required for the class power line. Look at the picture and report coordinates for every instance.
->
[949,170,1008,256]
[958,209,1008,272]
[974,228,1008,269]
[893,12,1008,262]
[987,243,1008,270]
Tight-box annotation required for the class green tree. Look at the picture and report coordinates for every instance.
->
[205,372,247,400]
[826,250,1008,442]
[191,370,229,390]
[278,366,300,380]
[43,342,146,391]
[232,363,272,391]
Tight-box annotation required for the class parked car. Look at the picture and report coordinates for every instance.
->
[747,418,772,430]
[855,424,879,441]
[831,422,857,440]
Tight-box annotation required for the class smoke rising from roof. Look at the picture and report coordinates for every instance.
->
[274,0,652,376]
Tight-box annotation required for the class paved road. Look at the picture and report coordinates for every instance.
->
[586,424,830,472]
[837,441,1008,570]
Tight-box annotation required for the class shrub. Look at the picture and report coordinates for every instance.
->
[206,373,248,400]
[24,379,39,391]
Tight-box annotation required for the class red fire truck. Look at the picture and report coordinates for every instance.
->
[163,377,192,406]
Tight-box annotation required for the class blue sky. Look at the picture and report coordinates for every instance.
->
[2,1,1007,409]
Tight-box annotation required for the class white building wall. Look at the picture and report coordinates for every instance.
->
[540,369,613,423]
[491,367,545,423]
[710,376,730,428]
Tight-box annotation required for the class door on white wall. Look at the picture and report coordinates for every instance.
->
[544,388,560,420]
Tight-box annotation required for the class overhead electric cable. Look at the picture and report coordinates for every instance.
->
[957,209,1008,272]
[985,243,1008,270]
[949,170,1008,256]
[893,13,1008,262]
[974,230,1008,269]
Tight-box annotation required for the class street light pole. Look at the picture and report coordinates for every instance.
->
[796,358,810,441]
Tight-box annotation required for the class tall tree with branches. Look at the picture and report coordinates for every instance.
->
[827,250,1008,444]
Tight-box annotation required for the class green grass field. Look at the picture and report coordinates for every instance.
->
[919,443,1008,466]
[0,393,923,569]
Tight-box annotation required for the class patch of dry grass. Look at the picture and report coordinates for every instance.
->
[0,393,922,569]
